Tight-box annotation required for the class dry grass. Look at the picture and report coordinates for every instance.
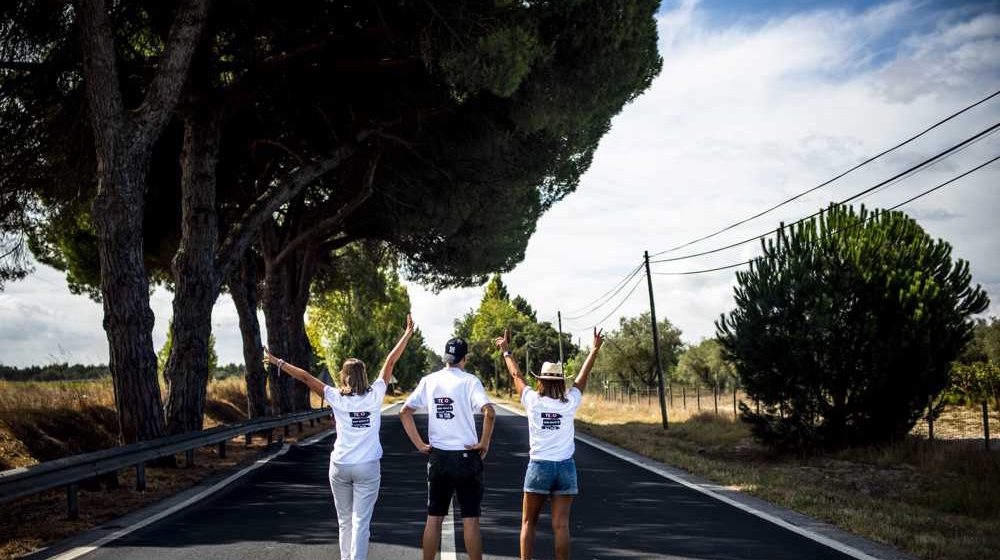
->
[491,392,1000,560]
[0,377,335,559]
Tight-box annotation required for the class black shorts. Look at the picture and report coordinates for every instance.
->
[427,449,484,518]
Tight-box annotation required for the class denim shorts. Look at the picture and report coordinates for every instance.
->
[523,458,578,495]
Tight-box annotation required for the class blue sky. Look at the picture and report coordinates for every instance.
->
[2,0,999,366]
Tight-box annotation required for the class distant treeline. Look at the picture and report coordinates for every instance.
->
[0,363,110,382]
[1,363,246,382]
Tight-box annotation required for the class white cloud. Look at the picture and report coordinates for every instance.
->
[2,0,999,367]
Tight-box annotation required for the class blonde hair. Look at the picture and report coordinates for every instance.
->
[339,358,371,396]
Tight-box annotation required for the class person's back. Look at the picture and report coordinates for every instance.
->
[399,338,495,560]
[325,379,386,465]
[412,366,489,450]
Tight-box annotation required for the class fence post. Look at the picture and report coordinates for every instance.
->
[218,440,227,459]
[697,385,701,411]
[682,386,687,409]
[669,383,673,407]
[185,449,195,468]
[732,385,737,417]
[135,462,147,491]
[984,401,991,450]
[67,483,79,519]
[928,416,934,441]
[713,383,719,415]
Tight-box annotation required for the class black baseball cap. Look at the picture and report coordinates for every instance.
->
[443,337,468,363]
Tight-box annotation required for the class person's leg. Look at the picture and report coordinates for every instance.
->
[454,453,485,560]
[425,451,453,560]
[520,492,547,560]
[462,517,483,560]
[422,515,444,560]
[350,461,381,560]
[329,463,355,560]
[550,495,574,560]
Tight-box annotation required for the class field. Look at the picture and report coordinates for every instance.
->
[493,391,1000,560]
[0,377,338,558]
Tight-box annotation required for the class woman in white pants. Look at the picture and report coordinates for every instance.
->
[264,315,414,560]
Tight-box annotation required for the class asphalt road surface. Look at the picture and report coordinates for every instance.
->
[73,405,861,559]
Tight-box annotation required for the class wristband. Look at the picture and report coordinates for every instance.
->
[502,351,512,357]
[276,359,285,372]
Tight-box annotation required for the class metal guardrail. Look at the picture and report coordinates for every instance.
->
[0,407,332,518]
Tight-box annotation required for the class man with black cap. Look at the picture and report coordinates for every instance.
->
[399,336,495,560]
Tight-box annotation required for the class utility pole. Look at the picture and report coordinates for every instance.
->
[644,250,669,430]
[557,310,565,365]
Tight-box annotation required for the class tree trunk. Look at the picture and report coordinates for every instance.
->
[261,240,296,415]
[163,110,223,434]
[228,252,269,418]
[92,157,167,443]
[77,0,209,444]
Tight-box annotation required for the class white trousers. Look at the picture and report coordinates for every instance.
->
[329,459,381,560]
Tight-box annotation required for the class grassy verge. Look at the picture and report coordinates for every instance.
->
[491,392,1000,560]
[0,377,338,559]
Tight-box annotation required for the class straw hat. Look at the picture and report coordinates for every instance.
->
[533,361,572,381]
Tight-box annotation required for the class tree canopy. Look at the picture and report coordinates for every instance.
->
[594,312,683,390]
[718,204,989,450]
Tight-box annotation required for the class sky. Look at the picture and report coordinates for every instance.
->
[1,0,999,367]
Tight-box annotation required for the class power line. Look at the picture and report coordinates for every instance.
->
[651,153,1000,277]
[559,261,643,321]
[649,121,1000,265]
[648,88,1000,258]
[587,273,645,328]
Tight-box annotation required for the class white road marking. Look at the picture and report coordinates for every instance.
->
[45,402,401,560]
[493,402,884,560]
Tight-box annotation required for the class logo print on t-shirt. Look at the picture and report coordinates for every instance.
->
[349,411,372,428]
[541,412,562,430]
[434,397,455,419]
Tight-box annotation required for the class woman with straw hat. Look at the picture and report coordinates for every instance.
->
[494,327,604,560]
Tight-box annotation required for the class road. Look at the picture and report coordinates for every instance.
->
[68,405,863,559]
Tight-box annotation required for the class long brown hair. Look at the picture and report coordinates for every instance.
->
[339,358,371,396]
[538,379,568,402]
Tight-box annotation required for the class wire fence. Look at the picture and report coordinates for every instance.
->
[598,382,744,418]
[597,382,999,449]
[911,401,999,449]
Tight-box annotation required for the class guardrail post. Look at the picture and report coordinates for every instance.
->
[298,421,304,433]
[67,483,79,519]
[185,449,195,468]
[136,462,147,491]
[309,418,315,427]
[244,432,252,446]
[267,430,274,444]
[283,424,290,437]
[218,440,227,459]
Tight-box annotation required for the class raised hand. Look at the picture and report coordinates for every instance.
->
[592,328,605,352]
[262,346,277,366]
[405,313,414,335]
[493,328,512,352]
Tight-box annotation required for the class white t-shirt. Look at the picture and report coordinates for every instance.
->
[521,386,583,462]
[323,378,387,465]
[403,367,492,451]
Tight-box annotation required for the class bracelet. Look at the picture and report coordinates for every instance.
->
[276,359,285,371]
[502,351,512,357]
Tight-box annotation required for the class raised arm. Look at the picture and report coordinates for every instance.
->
[264,347,327,398]
[380,314,415,385]
[573,328,604,393]
[494,328,528,396]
